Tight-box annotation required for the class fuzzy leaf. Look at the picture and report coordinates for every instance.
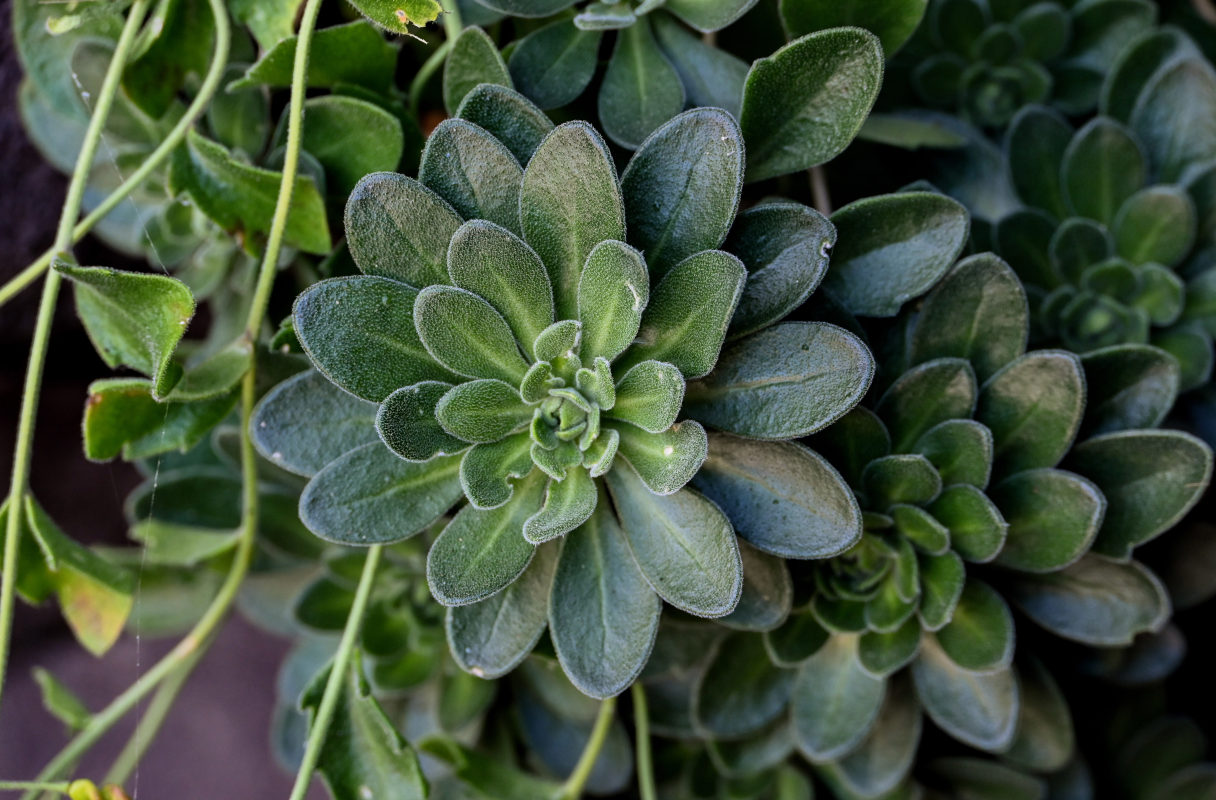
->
[419,738,562,800]
[436,379,531,444]
[1067,430,1213,559]
[619,250,745,380]
[991,469,1105,572]
[1129,58,1216,183]
[791,634,886,761]
[977,350,1085,475]
[621,108,744,278]
[1113,186,1197,268]
[693,434,861,559]
[460,432,534,509]
[823,192,969,318]
[780,0,927,56]
[377,382,466,462]
[85,378,237,462]
[911,636,1019,752]
[1063,117,1146,225]
[447,540,559,678]
[910,253,1028,382]
[725,202,835,340]
[829,677,922,798]
[650,12,747,117]
[858,619,921,678]
[1004,658,1074,772]
[613,420,708,496]
[686,323,874,439]
[1006,555,1170,645]
[936,580,1014,671]
[913,420,993,489]
[664,0,757,31]
[605,462,742,618]
[295,277,458,402]
[456,84,554,165]
[232,21,398,92]
[918,550,966,630]
[521,122,626,320]
[1084,344,1181,434]
[345,172,461,287]
[550,500,661,697]
[253,371,379,476]
[578,240,649,362]
[300,444,463,545]
[56,263,193,399]
[863,455,942,510]
[508,19,601,110]
[697,632,796,738]
[741,28,884,181]
[523,469,598,543]
[721,543,793,632]
[607,361,683,433]
[415,285,531,384]
[291,95,404,195]
[443,26,511,114]
[1006,106,1071,218]
[597,17,685,149]
[419,119,523,234]
[427,472,545,605]
[876,359,977,453]
[346,0,441,32]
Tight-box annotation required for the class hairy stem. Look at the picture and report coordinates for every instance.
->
[409,39,453,118]
[286,545,383,800]
[631,684,657,800]
[558,696,617,800]
[0,0,231,310]
[0,0,151,723]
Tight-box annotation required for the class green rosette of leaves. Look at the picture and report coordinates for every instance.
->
[253,98,876,698]
[651,253,1212,798]
[893,0,1156,127]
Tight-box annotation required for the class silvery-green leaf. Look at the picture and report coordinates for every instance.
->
[343,172,460,287]
[863,454,942,510]
[791,634,886,762]
[605,462,742,618]
[427,472,545,605]
[935,579,1014,672]
[1067,430,1213,559]
[608,361,684,433]
[442,25,511,114]
[618,250,746,380]
[909,253,1028,382]
[741,28,884,182]
[419,119,523,234]
[252,370,379,477]
[299,443,463,545]
[911,636,1019,752]
[507,18,601,110]
[876,358,977,453]
[693,434,861,559]
[977,350,1085,476]
[695,632,795,738]
[1004,657,1074,772]
[612,420,708,496]
[918,550,965,630]
[455,83,554,165]
[534,320,582,363]
[685,322,875,439]
[651,11,747,117]
[928,484,1006,563]
[720,542,793,631]
[991,468,1105,572]
[436,379,531,443]
[597,16,685,149]
[578,240,649,363]
[377,381,466,461]
[823,192,969,318]
[621,108,744,278]
[550,500,661,698]
[414,285,530,384]
[521,121,626,320]
[1005,554,1170,646]
[523,469,598,544]
[448,220,554,360]
[891,505,950,555]
[725,201,835,340]
[858,618,921,678]
[460,432,534,509]
[663,0,757,31]
[447,541,560,679]
[913,420,993,489]
[831,676,922,798]
[294,276,458,402]
[1062,117,1146,225]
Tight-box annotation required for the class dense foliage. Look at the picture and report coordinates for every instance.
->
[4,0,1216,799]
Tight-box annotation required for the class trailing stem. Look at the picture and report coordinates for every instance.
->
[0,0,152,722]
[0,0,232,310]
[558,696,618,800]
[631,684,658,800]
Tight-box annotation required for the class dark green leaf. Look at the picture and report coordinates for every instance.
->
[651,11,748,117]
[578,240,648,362]
[791,634,886,760]
[85,378,237,462]
[1062,117,1146,225]
[779,0,927,56]
[621,108,744,278]
[232,21,399,92]
[122,0,215,117]
[911,636,1018,752]
[696,632,795,738]
[877,359,977,453]
[935,580,1013,671]
[858,619,922,678]
[456,83,554,165]
[460,432,534,509]
[685,322,875,438]
[991,468,1104,572]
[1081,345,1181,434]
[419,119,523,234]
[1005,105,1071,218]
[508,19,601,110]
[863,454,941,509]
[664,0,757,31]
[606,361,683,433]
[721,543,793,632]
[976,350,1084,475]
[823,192,969,317]
[415,285,531,384]
[443,26,511,114]
[1130,58,1216,183]
[1004,658,1074,772]
[284,96,404,196]
[377,381,468,461]
[918,550,965,630]
[300,443,463,545]
[1113,186,1197,268]
[32,668,91,733]
[741,28,884,182]
[693,434,861,559]
[612,421,708,495]
[913,420,993,489]
[436,379,530,443]
[597,16,685,149]
[928,484,1006,562]
[344,171,461,287]
[523,469,598,543]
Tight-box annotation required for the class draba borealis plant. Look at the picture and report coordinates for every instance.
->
[253,103,875,698]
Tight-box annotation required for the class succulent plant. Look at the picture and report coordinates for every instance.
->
[641,252,1212,799]
[893,0,1156,127]
[252,96,877,698]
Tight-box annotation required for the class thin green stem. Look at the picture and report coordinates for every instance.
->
[558,696,618,800]
[0,0,151,724]
[409,39,452,118]
[0,0,231,310]
[286,545,383,800]
[631,684,657,800]
[0,782,68,795]
[443,0,463,41]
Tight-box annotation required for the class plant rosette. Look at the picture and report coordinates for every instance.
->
[892,0,1156,128]
[252,98,876,698]
[646,253,1213,798]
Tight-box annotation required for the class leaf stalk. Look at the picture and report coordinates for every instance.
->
[557,695,618,800]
